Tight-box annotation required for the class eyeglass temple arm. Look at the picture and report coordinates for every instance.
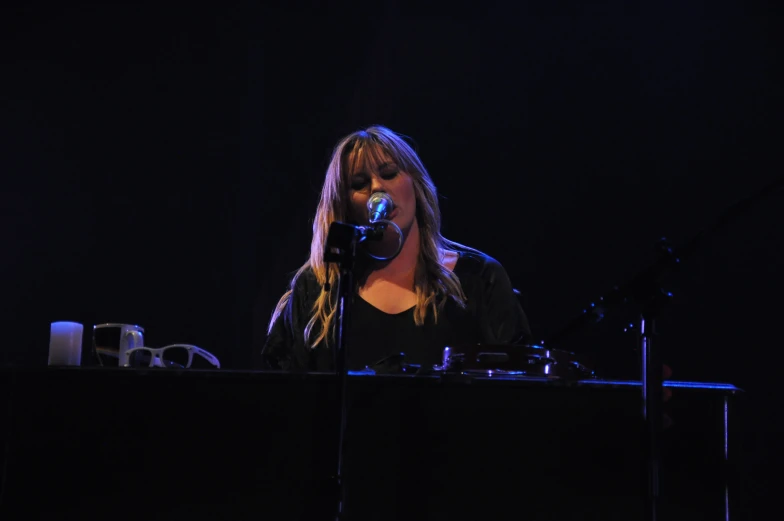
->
[163,344,222,369]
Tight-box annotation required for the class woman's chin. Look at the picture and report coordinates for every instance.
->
[362,222,403,259]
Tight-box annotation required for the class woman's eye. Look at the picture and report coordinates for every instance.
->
[351,178,369,190]
[381,170,399,180]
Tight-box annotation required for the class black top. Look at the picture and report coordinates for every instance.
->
[261,249,532,372]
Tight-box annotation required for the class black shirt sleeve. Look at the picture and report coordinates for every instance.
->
[469,253,533,345]
[261,270,319,371]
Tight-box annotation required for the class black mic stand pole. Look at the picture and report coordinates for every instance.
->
[640,281,671,521]
[323,221,383,521]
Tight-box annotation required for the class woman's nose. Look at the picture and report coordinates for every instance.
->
[370,175,387,193]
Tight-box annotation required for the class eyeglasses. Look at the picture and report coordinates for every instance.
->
[122,344,221,369]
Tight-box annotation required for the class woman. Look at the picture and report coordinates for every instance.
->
[262,125,531,372]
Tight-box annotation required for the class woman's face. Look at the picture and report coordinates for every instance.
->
[345,147,417,235]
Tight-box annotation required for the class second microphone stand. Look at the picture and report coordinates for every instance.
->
[544,174,783,521]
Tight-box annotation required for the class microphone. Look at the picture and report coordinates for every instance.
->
[367,192,394,223]
[361,192,403,261]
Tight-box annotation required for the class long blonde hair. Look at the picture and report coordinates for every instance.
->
[268,125,467,348]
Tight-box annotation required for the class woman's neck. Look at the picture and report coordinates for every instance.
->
[365,219,421,287]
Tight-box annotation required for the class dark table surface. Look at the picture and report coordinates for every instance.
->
[0,368,742,521]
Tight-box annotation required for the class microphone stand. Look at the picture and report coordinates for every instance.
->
[544,174,783,521]
[323,221,384,521]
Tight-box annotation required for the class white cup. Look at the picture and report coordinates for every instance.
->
[48,321,84,366]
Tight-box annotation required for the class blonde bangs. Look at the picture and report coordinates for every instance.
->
[341,139,396,182]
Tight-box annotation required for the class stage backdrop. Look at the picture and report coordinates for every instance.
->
[2,1,781,518]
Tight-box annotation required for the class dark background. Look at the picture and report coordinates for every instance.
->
[1,0,781,517]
